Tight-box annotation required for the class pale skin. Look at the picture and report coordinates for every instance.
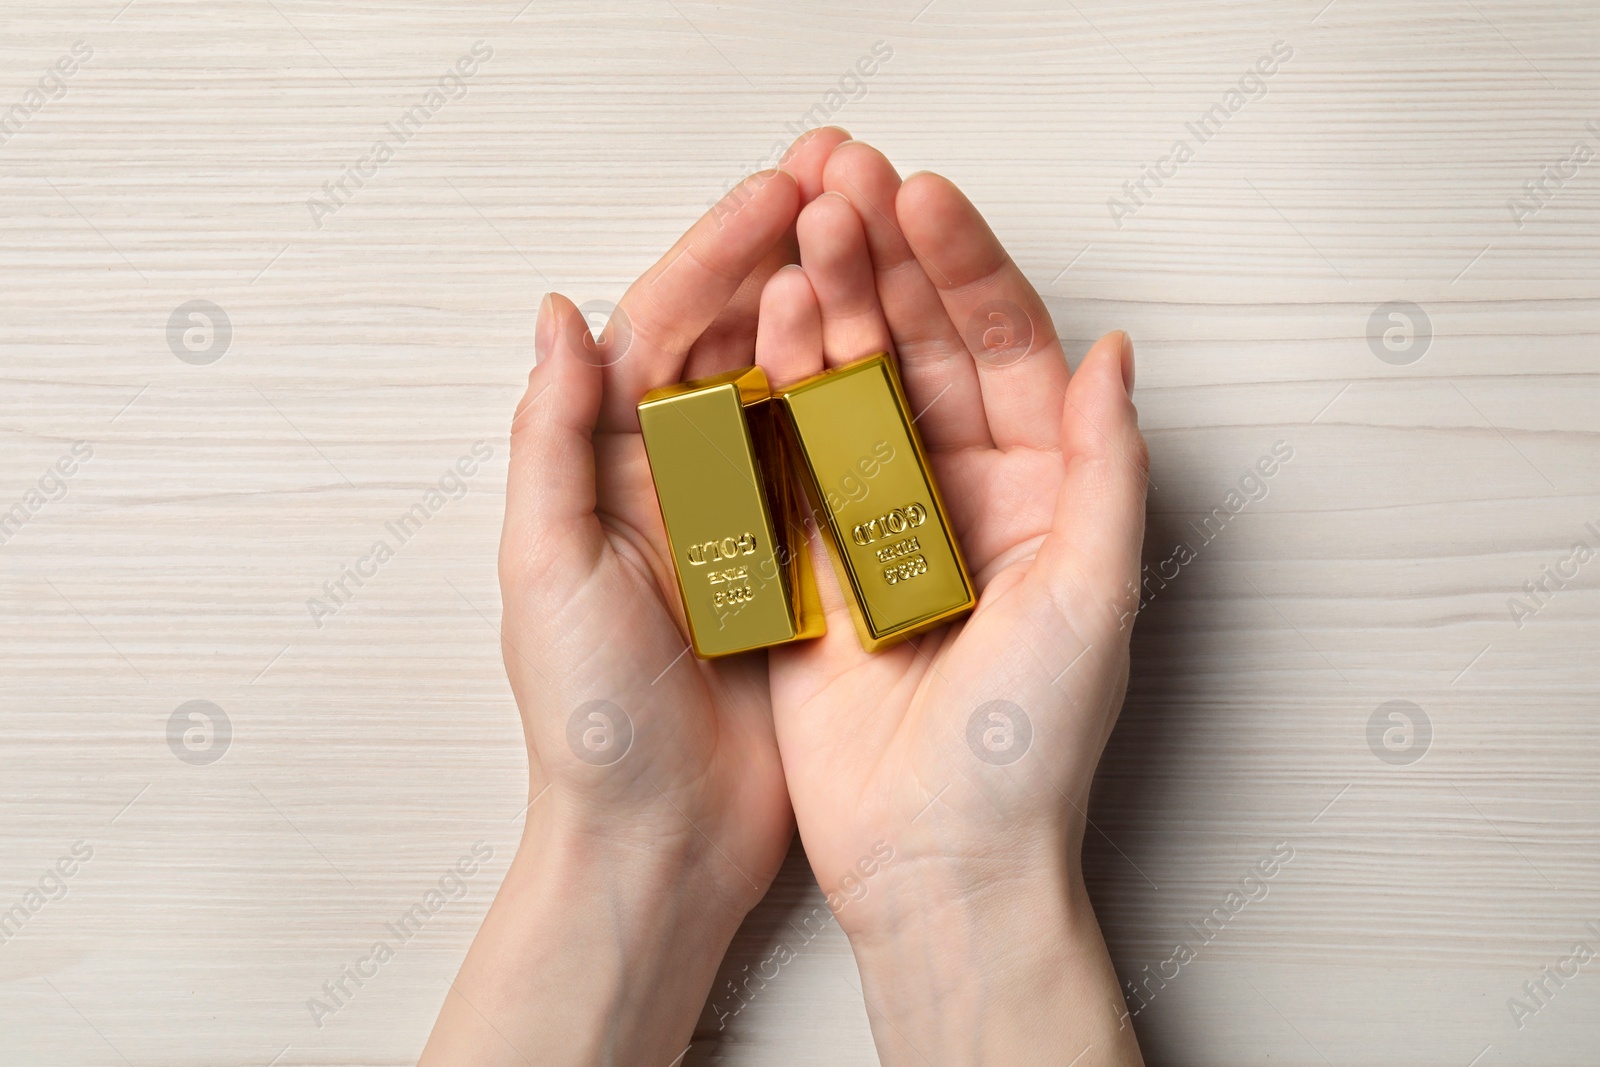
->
[420,129,1148,1067]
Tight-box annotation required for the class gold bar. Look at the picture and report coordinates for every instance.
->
[776,354,974,651]
[638,366,824,658]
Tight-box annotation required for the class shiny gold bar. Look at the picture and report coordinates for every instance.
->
[638,366,824,658]
[776,354,974,651]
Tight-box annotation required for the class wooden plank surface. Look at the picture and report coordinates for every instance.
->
[1,1,1597,1063]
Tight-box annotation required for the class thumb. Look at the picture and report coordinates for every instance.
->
[1033,331,1149,620]
[501,293,604,594]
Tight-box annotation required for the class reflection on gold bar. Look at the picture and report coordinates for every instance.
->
[638,366,824,658]
[777,354,974,651]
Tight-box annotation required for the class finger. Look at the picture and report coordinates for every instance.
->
[682,236,796,381]
[681,128,852,380]
[1033,332,1148,610]
[603,168,801,430]
[780,126,853,205]
[755,263,887,690]
[795,191,892,367]
[769,522,887,707]
[754,264,824,388]
[821,141,991,451]
[502,294,604,596]
[896,172,1070,451]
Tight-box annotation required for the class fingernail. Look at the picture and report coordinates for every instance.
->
[1117,330,1135,394]
[534,293,554,365]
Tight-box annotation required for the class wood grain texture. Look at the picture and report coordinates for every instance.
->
[1,1,1597,1064]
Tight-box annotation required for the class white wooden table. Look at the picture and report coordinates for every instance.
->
[2,1,1597,1063]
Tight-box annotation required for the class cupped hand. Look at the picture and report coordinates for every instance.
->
[498,129,855,909]
[424,131,864,1067]
[756,142,1148,1061]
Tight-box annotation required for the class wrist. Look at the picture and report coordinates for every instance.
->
[421,801,751,1066]
[525,788,761,925]
[846,858,1141,1066]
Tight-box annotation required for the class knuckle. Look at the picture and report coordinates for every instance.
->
[1126,426,1151,483]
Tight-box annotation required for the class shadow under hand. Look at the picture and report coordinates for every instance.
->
[1085,443,1216,1065]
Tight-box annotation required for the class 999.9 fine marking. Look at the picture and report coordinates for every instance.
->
[714,584,756,607]
[882,554,928,586]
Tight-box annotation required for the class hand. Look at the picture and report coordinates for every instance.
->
[421,129,854,1066]
[755,142,1148,1064]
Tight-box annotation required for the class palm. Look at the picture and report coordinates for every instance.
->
[505,423,779,826]
[771,372,1095,897]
